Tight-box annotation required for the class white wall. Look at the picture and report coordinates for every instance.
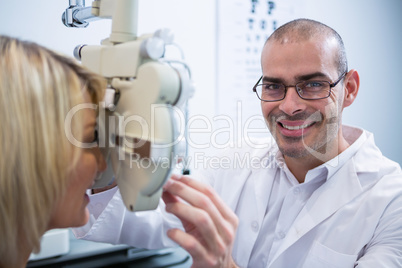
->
[0,0,400,164]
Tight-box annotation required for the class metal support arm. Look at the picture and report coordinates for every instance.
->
[62,0,100,28]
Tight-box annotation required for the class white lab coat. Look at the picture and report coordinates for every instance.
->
[74,126,402,268]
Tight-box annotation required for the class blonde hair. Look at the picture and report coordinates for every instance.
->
[0,35,106,267]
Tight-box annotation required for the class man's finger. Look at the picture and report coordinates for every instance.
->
[164,177,237,245]
[167,228,209,265]
[170,175,238,224]
[165,199,226,253]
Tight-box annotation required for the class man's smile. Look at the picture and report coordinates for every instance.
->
[279,121,316,130]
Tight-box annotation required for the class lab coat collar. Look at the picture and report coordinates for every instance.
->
[265,125,376,183]
[324,125,376,178]
[301,125,368,183]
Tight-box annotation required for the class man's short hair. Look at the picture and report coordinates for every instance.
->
[267,18,348,76]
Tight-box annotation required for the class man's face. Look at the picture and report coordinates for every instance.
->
[260,37,345,162]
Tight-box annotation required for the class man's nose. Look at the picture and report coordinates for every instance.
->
[278,86,306,115]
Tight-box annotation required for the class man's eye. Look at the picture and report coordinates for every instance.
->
[305,81,325,88]
[263,83,282,90]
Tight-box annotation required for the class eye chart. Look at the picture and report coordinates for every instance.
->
[215,0,305,141]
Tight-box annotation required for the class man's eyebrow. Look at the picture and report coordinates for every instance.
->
[262,72,330,84]
[262,76,283,83]
[296,72,330,81]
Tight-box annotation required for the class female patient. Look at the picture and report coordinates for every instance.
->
[0,35,107,267]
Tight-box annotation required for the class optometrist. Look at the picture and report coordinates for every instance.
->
[73,19,402,268]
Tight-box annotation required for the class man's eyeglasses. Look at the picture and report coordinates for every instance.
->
[252,71,347,102]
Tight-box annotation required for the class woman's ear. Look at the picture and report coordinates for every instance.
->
[343,69,360,108]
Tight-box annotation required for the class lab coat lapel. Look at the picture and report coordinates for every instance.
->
[231,158,276,267]
[253,168,276,224]
[269,160,364,265]
[252,146,278,222]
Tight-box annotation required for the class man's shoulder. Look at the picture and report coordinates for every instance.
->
[351,126,401,176]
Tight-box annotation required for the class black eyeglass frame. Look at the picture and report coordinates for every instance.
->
[252,70,348,102]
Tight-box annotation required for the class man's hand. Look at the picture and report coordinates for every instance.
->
[162,174,239,268]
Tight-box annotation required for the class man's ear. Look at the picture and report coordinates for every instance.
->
[343,69,360,108]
